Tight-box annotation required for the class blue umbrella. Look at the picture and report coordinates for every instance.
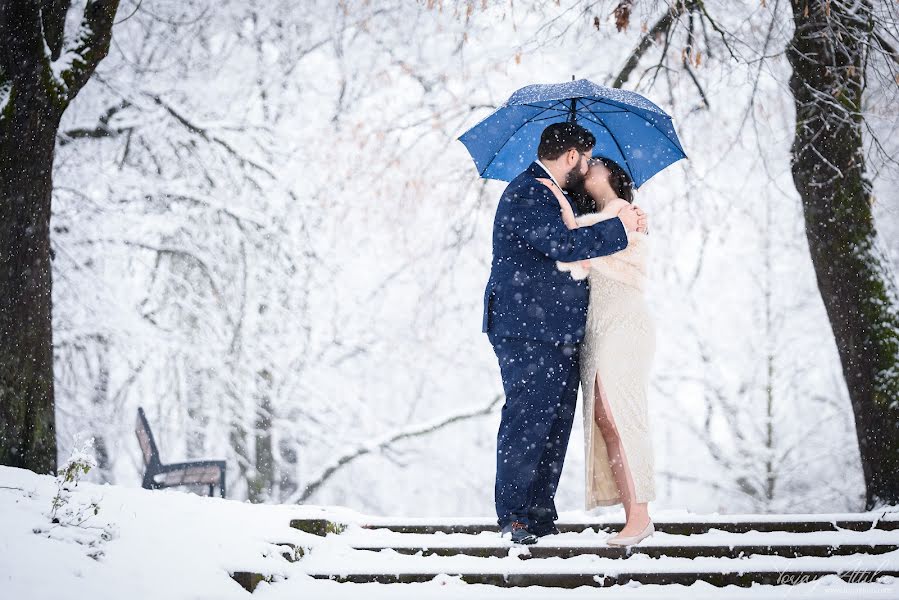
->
[457,78,687,189]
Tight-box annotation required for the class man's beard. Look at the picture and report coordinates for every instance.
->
[563,174,597,214]
[563,164,586,190]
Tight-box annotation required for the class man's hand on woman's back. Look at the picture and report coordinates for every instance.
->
[617,204,645,232]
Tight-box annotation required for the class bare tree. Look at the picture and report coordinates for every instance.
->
[44,0,507,508]
[785,0,899,509]
[0,0,120,474]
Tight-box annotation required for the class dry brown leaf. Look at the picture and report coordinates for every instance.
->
[614,1,633,32]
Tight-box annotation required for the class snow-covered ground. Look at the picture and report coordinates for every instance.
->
[3,465,899,599]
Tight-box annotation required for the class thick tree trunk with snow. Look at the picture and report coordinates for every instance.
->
[0,77,60,474]
[0,0,119,474]
[786,0,899,509]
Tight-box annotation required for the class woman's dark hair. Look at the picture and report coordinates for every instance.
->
[568,156,635,214]
[537,122,596,160]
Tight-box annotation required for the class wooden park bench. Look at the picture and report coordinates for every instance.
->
[135,406,227,498]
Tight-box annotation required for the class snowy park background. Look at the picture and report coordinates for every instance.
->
[2,0,899,597]
[12,0,899,527]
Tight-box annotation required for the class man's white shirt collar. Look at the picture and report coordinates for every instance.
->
[535,159,565,193]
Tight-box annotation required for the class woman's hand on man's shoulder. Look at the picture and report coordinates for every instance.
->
[534,177,563,199]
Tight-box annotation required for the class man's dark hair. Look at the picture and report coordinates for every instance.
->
[537,122,596,160]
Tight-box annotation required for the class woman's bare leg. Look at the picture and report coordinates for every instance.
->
[593,372,651,537]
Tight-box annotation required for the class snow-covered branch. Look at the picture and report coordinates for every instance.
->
[285,394,504,505]
[54,0,120,104]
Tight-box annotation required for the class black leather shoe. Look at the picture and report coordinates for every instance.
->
[499,520,538,544]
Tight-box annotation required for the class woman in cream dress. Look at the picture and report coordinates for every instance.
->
[537,156,656,546]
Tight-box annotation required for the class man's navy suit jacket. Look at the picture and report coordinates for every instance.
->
[482,161,629,344]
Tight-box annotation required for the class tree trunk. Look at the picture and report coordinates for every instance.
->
[786,0,899,509]
[0,88,60,474]
[249,369,274,503]
[0,0,120,474]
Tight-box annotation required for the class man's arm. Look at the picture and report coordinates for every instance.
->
[500,185,629,262]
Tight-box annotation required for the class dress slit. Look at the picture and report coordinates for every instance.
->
[592,370,638,503]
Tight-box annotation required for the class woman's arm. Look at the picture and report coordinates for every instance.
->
[575,198,632,227]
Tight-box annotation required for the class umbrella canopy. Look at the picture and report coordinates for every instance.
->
[457,78,687,189]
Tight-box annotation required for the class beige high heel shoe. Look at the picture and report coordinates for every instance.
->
[607,520,654,546]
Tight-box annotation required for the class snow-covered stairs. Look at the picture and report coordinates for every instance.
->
[273,513,899,589]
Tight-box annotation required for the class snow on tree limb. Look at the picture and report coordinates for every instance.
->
[285,394,505,505]
[54,0,119,105]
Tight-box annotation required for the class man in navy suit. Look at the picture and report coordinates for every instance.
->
[483,122,646,543]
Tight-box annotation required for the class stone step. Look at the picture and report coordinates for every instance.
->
[274,536,899,562]
[343,542,899,560]
[345,518,899,535]
[289,516,899,537]
[305,568,899,588]
[258,516,899,592]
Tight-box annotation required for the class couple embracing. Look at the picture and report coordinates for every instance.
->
[483,122,657,546]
